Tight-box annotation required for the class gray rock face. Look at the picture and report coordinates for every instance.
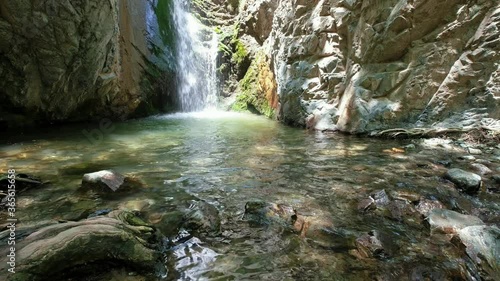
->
[0,0,175,127]
[232,0,500,132]
[445,168,482,194]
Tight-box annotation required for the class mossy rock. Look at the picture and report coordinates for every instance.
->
[231,52,278,119]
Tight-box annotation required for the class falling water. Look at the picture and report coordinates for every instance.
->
[172,0,219,112]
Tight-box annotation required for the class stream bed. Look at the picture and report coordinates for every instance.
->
[0,112,499,280]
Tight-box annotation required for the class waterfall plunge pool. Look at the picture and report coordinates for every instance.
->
[0,112,499,280]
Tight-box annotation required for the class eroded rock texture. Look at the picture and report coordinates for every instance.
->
[233,0,500,133]
[0,0,175,127]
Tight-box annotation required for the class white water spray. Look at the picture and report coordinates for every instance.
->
[172,0,219,112]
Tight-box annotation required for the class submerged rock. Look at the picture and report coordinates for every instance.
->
[183,200,221,236]
[452,225,500,280]
[444,168,482,194]
[426,209,484,234]
[149,211,185,238]
[0,210,164,281]
[352,230,390,259]
[244,200,297,227]
[119,199,155,213]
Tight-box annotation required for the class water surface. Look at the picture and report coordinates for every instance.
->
[1,112,498,280]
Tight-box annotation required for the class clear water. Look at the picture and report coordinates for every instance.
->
[1,113,499,280]
[173,0,219,111]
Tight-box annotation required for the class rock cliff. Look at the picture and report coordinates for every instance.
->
[224,0,500,133]
[0,0,175,128]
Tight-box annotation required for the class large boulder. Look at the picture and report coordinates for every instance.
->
[0,210,164,281]
[445,168,482,194]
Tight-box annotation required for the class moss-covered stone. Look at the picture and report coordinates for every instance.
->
[232,52,278,119]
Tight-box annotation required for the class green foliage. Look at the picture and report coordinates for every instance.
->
[231,39,248,66]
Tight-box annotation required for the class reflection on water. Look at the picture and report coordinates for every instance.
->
[0,112,499,280]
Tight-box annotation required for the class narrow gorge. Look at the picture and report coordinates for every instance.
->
[0,1,499,281]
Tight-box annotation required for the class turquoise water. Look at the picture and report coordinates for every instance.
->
[1,112,498,280]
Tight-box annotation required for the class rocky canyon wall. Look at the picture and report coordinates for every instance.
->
[225,0,500,133]
[0,0,175,128]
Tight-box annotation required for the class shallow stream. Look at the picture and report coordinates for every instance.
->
[1,112,499,280]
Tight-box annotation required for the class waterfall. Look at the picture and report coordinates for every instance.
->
[172,0,219,112]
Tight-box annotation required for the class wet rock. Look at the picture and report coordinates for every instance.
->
[352,230,389,259]
[81,170,145,193]
[244,200,296,226]
[470,163,492,175]
[444,168,482,194]
[386,200,419,223]
[468,148,483,155]
[458,155,476,161]
[357,197,375,213]
[306,227,357,250]
[452,225,500,280]
[243,200,336,244]
[149,211,185,237]
[416,198,445,216]
[426,209,484,234]
[492,174,500,184]
[0,210,163,281]
[183,200,221,236]
[390,190,420,203]
[371,189,390,207]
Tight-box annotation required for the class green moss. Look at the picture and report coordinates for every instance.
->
[231,39,248,66]
[231,55,275,119]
